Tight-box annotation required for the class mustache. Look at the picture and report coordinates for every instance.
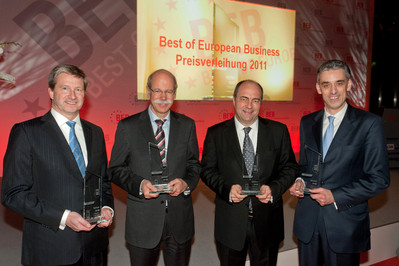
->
[153,99,173,105]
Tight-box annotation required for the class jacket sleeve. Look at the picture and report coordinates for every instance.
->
[1,123,64,231]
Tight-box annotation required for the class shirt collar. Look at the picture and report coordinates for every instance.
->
[148,106,170,122]
[324,102,348,121]
[51,108,82,127]
[234,116,259,132]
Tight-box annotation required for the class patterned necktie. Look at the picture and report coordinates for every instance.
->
[243,127,255,176]
[155,119,166,166]
[323,116,335,159]
[66,121,86,177]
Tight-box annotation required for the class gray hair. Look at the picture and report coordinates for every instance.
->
[317,59,351,84]
[146,69,177,91]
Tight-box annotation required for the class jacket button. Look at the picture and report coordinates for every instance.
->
[161,201,164,204]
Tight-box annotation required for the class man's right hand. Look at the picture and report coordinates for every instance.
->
[230,184,248,203]
[289,179,305,198]
[141,179,160,199]
[65,212,96,232]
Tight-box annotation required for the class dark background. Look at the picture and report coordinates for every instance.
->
[371,1,399,113]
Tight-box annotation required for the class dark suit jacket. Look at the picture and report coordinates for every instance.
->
[293,104,390,253]
[1,111,113,265]
[108,109,200,249]
[200,117,298,251]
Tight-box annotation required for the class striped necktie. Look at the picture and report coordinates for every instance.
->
[155,119,166,166]
[66,121,86,177]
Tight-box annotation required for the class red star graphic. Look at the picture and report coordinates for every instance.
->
[166,0,177,11]
[23,97,46,117]
[185,76,197,88]
[169,65,178,73]
[153,17,166,31]
[154,46,166,55]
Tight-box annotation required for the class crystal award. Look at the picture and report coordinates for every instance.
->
[241,154,262,195]
[83,170,108,224]
[301,145,322,194]
[148,142,172,193]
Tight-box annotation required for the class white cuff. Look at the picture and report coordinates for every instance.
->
[59,209,71,230]
[295,177,306,187]
[183,186,190,196]
[333,202,338,210]
[139,179,146,195]
[102,206,115,217]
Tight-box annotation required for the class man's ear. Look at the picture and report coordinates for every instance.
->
[316,83,322,95]
[48,87,54,100]
[347,79,352,92]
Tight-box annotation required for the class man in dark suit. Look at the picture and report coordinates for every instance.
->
[289,59,390,266]
[201,80,298,266]
[1,64,114,266]
[108,69,200,266]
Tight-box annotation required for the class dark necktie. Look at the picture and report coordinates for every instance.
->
[323,116,335,159]
[155,119,166,166]
[66,121,86,177]
[243,127,255,176]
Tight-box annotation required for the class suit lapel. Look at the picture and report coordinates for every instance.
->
[224,119,243,169]
[256,117,268,154]
[81,120,92,169]
[139,110,157,145]
[139,110,163,168]
[41,112,84,179]
[42,112,72,155]
[312,110,324,153]
[168,111,179,167]
[328,105,355,154]
[256,118,269,175]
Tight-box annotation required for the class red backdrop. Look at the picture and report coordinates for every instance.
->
[0,0,374,174]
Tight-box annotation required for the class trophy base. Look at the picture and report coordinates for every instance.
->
[241,190,263,195]
[303,188,316,195]
[85,216,109,225]
[150,184,173,194]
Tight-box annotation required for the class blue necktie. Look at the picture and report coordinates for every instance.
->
[66,121,86,177]
[243,127,255,176]
[323,116,335,159]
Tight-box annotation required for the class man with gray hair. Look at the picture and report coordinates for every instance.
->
[289,59,390,266]
[109,69,200,266]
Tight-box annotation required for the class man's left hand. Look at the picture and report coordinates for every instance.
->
[309,187,334,206]
[168,178,188,196]
[97,208,113,228]
[256,185,272,204]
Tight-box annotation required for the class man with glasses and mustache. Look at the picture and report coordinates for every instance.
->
[108,69,200,266]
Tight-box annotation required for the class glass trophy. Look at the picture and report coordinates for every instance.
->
[83,170,108,224]
[241,154,263,195]
[301,145,322,194]
[148,142,172,193]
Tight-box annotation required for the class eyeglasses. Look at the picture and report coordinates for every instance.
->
[149,88,175,96]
